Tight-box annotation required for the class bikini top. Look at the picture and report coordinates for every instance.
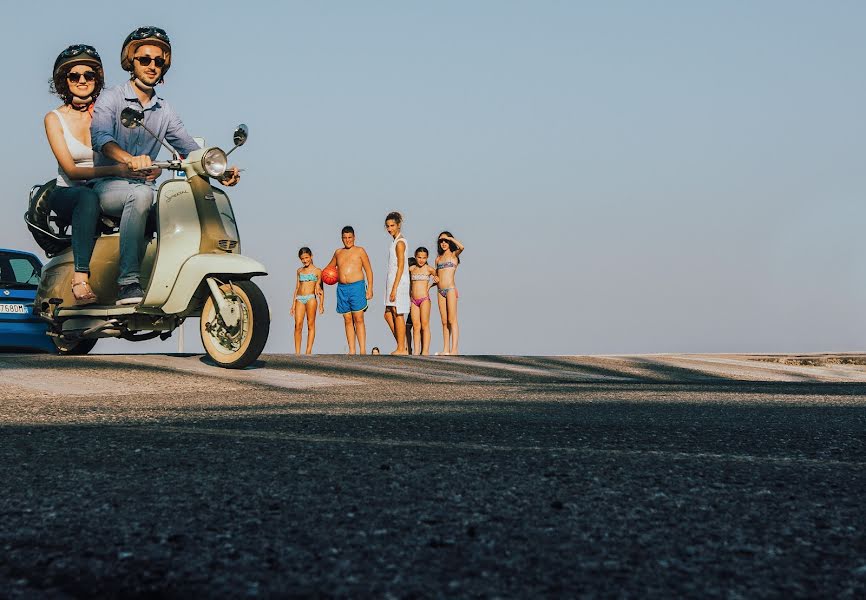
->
[410,273,429,281]
[436,261,457,270]
[298,273,318,282]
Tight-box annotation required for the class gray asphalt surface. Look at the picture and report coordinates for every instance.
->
[1,353,865,598]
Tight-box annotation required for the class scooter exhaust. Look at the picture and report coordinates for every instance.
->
[77,319,122,338]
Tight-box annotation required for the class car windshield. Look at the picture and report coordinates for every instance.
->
[0,252,41,289]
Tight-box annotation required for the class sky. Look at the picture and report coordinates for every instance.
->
[1,1,865,355]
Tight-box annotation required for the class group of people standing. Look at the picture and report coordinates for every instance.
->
[290,212,464,356]
[42,27,463,358]
[43,27,240,307]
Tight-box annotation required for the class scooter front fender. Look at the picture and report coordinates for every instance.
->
[161,254,267,314]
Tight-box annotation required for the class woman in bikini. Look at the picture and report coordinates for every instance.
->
[44,44,139,304]
[408,247,438,355]
[290,247,324,354]
[435,231,464,355]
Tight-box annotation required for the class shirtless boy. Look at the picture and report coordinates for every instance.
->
[325,226,374,354]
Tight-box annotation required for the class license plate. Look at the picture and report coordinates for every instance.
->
[0,304,27,314]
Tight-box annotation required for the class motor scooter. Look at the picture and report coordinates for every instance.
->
[30,108,269,369]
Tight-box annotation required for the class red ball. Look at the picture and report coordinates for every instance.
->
[321,266,338,285]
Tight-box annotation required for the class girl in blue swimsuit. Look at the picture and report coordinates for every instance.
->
[291,247,324,354]
[435,231,464,355]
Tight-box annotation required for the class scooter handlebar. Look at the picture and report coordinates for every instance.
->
[134,161,177,172]
[133,162,244,176]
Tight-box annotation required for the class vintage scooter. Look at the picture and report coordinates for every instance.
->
[30,109,269,368]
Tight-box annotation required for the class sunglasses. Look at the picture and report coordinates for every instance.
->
[60,44,100,60]
[67,71,97,82]
[134,56,166,68]
[129,26,170,43]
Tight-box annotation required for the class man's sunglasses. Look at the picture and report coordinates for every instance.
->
[129,26,170,43]
[134,56,166,68]
[67,71,97,82]
[59,44,100,60]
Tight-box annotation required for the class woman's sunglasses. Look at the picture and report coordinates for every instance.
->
[134,56,166,68]
[67,71,97,82]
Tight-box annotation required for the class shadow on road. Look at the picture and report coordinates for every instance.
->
[2,360,866,597]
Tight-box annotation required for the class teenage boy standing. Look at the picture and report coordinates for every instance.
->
[325,226,374,354]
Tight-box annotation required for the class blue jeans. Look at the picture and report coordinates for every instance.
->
[49,185,100,273]
[93,178,154,286]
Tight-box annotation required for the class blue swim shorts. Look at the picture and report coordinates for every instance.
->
[337,280,368,314]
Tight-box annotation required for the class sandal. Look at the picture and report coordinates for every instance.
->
[72,280,98,305]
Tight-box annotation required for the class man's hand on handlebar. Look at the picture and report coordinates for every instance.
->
[125,154,153,171]
[218,167,241,187]
[111,164,150,180]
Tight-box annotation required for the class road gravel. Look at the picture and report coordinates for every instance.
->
[1,353,865,598]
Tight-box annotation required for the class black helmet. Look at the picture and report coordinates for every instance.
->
[25,180,120,257]
[52,44,104,102]
[121,26,171,80]
[25,180,69,257]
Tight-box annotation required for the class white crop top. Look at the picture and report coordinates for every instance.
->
[52,109,93,188]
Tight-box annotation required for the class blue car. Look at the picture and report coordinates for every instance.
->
[0,248,56,353]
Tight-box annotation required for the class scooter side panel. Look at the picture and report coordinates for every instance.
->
[36,232,164,309]
[161,254,267,314]
[142,180,201,308]
[36,249,73,307]
[36,236,121,308]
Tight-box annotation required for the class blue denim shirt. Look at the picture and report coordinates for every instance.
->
[91,81,200,168]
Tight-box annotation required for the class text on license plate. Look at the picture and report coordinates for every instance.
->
[0,304,27,314]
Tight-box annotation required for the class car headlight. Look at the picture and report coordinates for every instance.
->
[201,148,227,177]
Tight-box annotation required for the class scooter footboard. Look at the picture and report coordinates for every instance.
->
[160,254,267,314]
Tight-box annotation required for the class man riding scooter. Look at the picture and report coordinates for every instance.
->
[90,26,240,305]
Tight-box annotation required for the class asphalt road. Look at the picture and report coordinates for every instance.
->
[1,353,865,598]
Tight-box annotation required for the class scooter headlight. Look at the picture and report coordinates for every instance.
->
[201,148,227,177]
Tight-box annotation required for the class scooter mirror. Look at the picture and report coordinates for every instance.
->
[233,124,249,147]
[121,108,145,129]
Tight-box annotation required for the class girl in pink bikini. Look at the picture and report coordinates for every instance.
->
[408,247,438,355]
[435,231,464,355]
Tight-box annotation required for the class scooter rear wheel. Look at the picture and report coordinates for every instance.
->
[200,279,270,369]
[53,337,98,355]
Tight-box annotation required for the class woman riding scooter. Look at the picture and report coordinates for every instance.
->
[43,44,140,304]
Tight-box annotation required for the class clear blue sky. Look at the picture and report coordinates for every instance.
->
[2,1,864,355]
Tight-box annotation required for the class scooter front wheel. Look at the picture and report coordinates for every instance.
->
[200,279,270,369]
